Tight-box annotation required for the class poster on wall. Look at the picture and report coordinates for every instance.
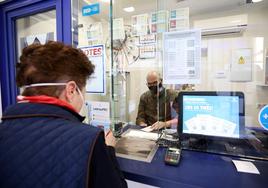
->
[230,48,252,82]
[151,10,168,33]
[139,45,156,59]
[87,101,110,132]
[139,34,156,59]
[86,22,103,45]
[169,7,189,31]
[113,18,125,40]
[139,34,156,44]
[80,45,106,94]
[82,3,100,17]
[131,14,149,36]
[163,29,201,84]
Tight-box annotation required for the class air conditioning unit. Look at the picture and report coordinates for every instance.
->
[194,14,248,37]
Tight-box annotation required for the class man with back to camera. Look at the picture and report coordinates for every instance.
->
[136,71,178,130]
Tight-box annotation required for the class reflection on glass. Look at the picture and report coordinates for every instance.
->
[71,0,268,159]
[16,10,56,95]
[16,10,56,59]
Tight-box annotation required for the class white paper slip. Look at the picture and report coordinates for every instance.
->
[124,129,159,141]
[127,180,160,188]
[232,160,260,174]
[141,126,154,132]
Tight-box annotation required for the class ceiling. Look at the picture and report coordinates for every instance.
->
[81,0,268,21]
[115,0,268,17]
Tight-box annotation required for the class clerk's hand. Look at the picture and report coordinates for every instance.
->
[105,130,116,147]
[151,121,166,130]
[139,123,147,127]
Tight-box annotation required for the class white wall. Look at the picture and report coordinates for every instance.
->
[190,5,268,127]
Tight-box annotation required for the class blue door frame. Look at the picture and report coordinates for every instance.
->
[0,0,72,111]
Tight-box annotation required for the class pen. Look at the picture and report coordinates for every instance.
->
[105,130,111,137]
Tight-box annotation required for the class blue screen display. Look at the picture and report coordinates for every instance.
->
[183,95,240,138]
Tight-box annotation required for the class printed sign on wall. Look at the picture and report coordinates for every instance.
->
[80,45,106,94]
[163,29,201,84]
[82,3,100,16]
[87,101,110,132]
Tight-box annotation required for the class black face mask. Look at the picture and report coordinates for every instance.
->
[148,82,162,94]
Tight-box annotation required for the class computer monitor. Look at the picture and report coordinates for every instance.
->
[178,91,245,139]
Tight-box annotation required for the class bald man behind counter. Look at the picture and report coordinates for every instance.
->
[136,71,178,130]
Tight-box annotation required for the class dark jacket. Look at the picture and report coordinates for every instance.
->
[0,103,127,188]
[136,88,178,126]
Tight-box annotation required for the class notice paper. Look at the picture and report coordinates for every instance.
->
[127,180,160,188]
[232,160,260,174]
[163,29,201,84]
[80,45,106,94]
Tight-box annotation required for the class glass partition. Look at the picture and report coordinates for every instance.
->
[72,0,112,129]
[156,0,268,160]
[112,0,161,127]
[72,0,268,160]
[16,10,56,95]
[16,10,56,60]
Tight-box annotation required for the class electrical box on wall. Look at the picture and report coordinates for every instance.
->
[230,48,252,82]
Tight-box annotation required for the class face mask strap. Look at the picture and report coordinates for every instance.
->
[75,85,85,103]
[22,83,67,89]
[23,82,85,105]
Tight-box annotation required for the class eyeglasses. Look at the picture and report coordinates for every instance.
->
[146,81,158,87]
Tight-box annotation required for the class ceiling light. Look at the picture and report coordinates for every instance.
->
[123,7,135,12]
[246,0,263,3]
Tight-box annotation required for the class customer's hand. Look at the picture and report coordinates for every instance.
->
[151,121,166,130]
[105,130,116,147]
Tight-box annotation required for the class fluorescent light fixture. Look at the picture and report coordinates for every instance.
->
[123,6,135,12]
[247,0,263,3]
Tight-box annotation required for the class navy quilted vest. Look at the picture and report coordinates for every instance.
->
[0,103,102,188]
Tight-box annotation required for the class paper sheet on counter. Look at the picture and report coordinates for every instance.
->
[232,160,260,174]
[123,129,159,141]
[141,126,154,132]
